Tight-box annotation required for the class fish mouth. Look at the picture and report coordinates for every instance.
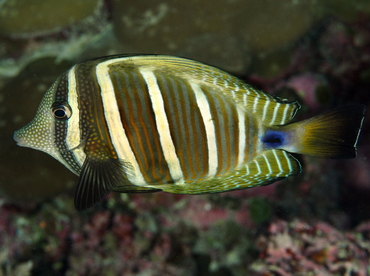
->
[13,127,35,148]
[13,129,25,146]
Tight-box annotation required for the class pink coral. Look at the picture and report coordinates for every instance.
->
[285,73,327,111]
[251,219,370,275]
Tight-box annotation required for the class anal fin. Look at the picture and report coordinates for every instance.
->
[156,149,301,194]
[236,149,302,187]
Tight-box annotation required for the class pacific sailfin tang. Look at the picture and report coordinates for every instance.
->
[13,55,366,211]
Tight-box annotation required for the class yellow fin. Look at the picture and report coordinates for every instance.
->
[285,104,366,158]
[154,149,301,194]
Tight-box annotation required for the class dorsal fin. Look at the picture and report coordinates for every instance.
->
[124,55,301,125]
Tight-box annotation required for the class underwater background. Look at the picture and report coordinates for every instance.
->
[0,0,370,275]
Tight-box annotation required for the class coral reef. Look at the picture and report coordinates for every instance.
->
[0,0,103,38]
[0,196,369,275]
[250,219,370,276]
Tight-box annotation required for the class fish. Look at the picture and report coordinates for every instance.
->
[13,55,365,211]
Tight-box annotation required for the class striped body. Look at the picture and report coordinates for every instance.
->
[54,57,263,184]
[22,54,369,211]
[45,56,298,189]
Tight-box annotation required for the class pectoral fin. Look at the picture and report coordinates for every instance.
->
[74,157,127,211]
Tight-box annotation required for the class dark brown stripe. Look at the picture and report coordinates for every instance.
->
[249,114,258,160]
[75,61,118,162]
[226,96,239,171]
[109,67,173,184]
[157,74,209,181]
[203,86,239,175]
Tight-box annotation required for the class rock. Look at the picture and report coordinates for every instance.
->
[112,0,250,74]
[112,0,320,76]
[0,0,103,37]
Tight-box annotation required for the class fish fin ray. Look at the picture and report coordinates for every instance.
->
[74,157,127,211]
[155,149,301,194]
[286,104,366,158]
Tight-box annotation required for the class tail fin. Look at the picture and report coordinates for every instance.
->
[286,104,365,159]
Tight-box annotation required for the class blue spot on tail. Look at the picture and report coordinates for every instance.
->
[261,130,287,149]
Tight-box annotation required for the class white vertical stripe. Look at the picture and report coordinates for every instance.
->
[263,154,272,175]
[261,100,269,121]
[255,120,264,154]
[282,150,293,174]
[96,60,147,186]
[254,160,261,175]
[190,82,218,177]
[280,104,290,124]
[270,103,281,125]
[140,69,184,183]
[245,163,250,175]
[66,66,86,167]
[243,93,247,106]
[252,97,259,113]
[272,149,283,176]
[237,107,246,167]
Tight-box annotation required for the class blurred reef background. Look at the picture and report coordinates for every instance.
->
[1,0,370,275]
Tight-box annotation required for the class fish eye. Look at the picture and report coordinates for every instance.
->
[51,102,72,120]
